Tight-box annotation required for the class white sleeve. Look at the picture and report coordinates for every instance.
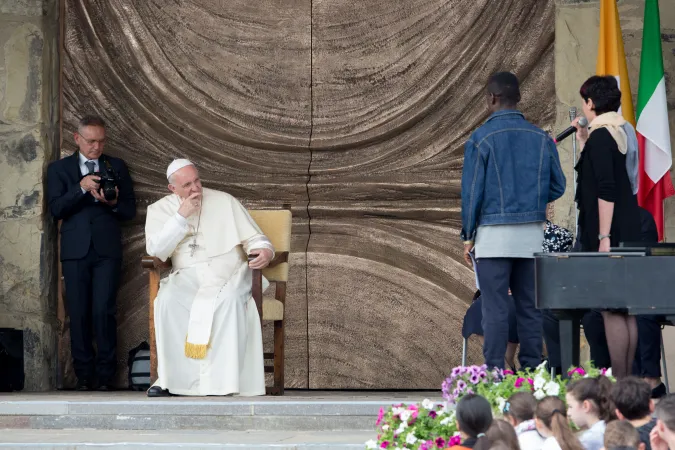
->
[242,234,275,259]
[146,212,189,262]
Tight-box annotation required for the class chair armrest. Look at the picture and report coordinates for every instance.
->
[267,251,289,268]
[142,256,172,270]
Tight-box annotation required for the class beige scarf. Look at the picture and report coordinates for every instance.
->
[588,112,628,154]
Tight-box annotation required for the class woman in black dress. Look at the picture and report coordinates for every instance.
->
[573,75,641,378]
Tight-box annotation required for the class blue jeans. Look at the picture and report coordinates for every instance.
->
[477,258,542,370]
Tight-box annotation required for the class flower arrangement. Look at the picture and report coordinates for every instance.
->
[441,362,566,415]
[368,362,612,449]
[366,399,460,449]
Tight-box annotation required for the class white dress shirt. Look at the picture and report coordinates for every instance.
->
[79,153,99,197]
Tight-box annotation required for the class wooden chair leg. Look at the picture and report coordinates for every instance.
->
[273,319,284,395]
[148,269,160,383]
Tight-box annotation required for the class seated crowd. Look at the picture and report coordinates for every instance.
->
[449,377,675,450]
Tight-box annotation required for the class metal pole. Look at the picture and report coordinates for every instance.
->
[462,338,467,366]
[570,107,579,238]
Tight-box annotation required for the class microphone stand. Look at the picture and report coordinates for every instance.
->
[570,107,578,239]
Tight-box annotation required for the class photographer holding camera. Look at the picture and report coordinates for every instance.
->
[47,115,136,390]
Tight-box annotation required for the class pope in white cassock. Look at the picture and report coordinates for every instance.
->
[145,159,274,397]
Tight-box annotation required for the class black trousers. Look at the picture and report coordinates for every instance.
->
[62,244,120,383]
[542,309,610,372]
[543,310,661,377]
[633,315,662,378]
[477,258,542,370]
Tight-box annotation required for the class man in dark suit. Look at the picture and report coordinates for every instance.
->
[47,115,136,390]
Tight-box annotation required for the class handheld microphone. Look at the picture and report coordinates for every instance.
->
[554,116,588,143]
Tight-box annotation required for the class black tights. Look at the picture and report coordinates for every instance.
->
[601,311,638,378]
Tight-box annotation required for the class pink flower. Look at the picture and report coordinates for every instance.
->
[504,370,514,375]
[436,437,446,448]
[407,403,419,421]
[568,367,586,377]
[376,407,385,426]
[514,377,526,388]
[449,435,462,446]
[601,368,607,375]
[429,410,437,418]
[380,441,389,449]
[527,378,534,386]
[419,440,434,450]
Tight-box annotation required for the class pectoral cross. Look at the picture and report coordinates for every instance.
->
[189,241,200,257]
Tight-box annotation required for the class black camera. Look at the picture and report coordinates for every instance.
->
[93,159,118,201]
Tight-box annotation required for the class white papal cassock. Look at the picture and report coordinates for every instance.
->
[145,187,273,396]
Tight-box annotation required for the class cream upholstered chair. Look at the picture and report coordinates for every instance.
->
[142,208,291,395]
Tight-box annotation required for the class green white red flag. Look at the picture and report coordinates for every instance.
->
[636,0,675,241]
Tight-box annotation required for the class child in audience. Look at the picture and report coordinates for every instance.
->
[487,419,521,450]
[449,394,494,450]
[566,377,616,450]
[535,396,584,450]
[602,420,644,450]
[650,394,675,450]
[503,392,545,450]
[611,377,656,450]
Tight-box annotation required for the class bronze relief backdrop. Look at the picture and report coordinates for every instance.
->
[59,0,554,389]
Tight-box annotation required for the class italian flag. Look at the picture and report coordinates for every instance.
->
[636,0,674,241]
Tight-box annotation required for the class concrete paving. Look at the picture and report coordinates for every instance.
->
[0,390,441,432]
[0,390,441,447]
[0,429,373,449]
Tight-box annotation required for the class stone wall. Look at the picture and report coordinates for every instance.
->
[0,0,60,390]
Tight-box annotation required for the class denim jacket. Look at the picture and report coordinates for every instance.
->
[460,110,566,241]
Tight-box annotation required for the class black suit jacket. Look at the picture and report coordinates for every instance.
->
[47,152,136,261]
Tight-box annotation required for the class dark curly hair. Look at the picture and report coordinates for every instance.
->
[579,75,622,115]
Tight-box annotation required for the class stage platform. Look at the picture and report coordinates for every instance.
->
[0,390,441,449]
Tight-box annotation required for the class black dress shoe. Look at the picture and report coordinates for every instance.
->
[147,386,171,397]
[76,379,93,391]
[97,384,114,392]
[652,382,667,399]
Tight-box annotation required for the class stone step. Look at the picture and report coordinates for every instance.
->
[0,429,373,449]
[0,391,440,432]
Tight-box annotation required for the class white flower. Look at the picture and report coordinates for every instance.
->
[534,389,546,400]
[392,407,405,416]
[396,421,408,434]
[365,439,377,449]
[496,396,506,412]
[382,424,389,431]
[544,381,560,396]
[406,433,418,445]
[605,368,612,377]
[533,375,546,390]
[440,416,452,426]
[422,399,435,410]
[400,410,412,422]
[536,360,549,373]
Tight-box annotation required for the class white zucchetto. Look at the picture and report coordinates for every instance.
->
[166,159,194,180]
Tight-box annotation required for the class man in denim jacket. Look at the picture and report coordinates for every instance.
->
[460,72,566,370]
